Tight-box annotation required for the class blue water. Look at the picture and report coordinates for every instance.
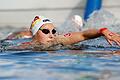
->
[0,45,120,80]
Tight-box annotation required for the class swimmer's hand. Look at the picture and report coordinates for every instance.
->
[100,28,120,46]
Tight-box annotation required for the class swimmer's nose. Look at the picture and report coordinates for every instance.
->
[49,33,54,39]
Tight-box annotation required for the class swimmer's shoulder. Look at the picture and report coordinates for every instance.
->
[6,31,32,40]
[55,34,71,45]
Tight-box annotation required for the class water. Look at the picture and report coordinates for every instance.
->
[0,9,120,80]
[0,50,120,80]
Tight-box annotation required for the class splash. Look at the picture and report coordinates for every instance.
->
[57,15,83,34]
[84,9,120,33]
[80,9,120,48]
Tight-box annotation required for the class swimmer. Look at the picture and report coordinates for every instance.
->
[6,15,120,50]
[5,15,83,40]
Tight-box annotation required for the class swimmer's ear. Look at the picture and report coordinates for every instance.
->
[30,25,32,30]
[29,29,32,33]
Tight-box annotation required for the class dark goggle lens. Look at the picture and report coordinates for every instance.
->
[40,29,56,34]
[42,29,50,34]
[52,29,56,34]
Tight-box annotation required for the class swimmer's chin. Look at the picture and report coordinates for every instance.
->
[39,41,54,47]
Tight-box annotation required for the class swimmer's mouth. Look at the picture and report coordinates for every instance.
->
[47,38,55,42]
[47,40,54,43]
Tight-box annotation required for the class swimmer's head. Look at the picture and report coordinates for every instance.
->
[30,16,52,35]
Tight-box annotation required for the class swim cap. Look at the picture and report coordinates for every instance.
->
[72,15,83,28]
[31,16,52,35]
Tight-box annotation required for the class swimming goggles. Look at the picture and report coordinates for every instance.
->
[39,28,56,34]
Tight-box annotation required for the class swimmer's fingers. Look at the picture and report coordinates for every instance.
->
[118,40,120,44]
[107,32,120,46]
[114,35,120,46]
[110,38,120,46]
[115,39,120,46]
[106,39,113,46]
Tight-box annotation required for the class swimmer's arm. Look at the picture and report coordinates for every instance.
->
[82,28,120,46]
[6,31,32,40]
[60,28,120,46]
[57,28,101,45]
[81,28,102,40]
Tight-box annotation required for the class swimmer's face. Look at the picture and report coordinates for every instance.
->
[36,23,56,44]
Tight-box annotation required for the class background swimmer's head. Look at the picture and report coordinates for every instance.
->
[30,16,53,36]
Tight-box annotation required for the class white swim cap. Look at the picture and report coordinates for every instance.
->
[31,16,52,35]
[72,15,83,27]
[70,15,83,31]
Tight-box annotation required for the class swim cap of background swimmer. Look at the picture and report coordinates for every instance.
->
[31,16,52,35]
